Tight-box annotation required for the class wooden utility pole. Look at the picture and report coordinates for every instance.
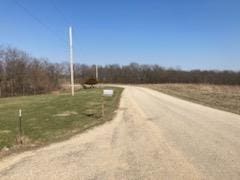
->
[96,65,98,81]
[69,26,75,96]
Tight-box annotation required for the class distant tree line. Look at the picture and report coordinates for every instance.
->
[94,63,240,85]
[0,46,239,97]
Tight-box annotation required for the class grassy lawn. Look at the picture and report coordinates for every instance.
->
[0,87,123,153]
[143,84,240,115]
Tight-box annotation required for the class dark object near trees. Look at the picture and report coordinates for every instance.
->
[84,78,98,85]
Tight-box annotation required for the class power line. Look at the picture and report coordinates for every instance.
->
[49,0,84,53]
[12,0,68,46]
[50,0,82,33]
[50,0,72,26]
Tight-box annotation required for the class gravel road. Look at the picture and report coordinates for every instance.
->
[1,86,240,179]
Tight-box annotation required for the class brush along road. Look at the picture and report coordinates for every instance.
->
[0,86,240,179]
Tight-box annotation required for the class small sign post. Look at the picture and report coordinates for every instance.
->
[18,109,23,144]
[103,89,114,97]
[102,89,114,119]
[102,96,105,119]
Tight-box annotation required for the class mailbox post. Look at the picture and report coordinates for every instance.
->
[102,89,114,119]
[103,89,114,97]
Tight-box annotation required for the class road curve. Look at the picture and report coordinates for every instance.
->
[0,86,240,179]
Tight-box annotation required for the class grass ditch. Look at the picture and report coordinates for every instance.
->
[0,87,123,157]
[143,84,240,115]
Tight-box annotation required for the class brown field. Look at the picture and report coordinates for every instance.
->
[143,84,240,115]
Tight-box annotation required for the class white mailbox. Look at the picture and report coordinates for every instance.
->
[103,89,114,97]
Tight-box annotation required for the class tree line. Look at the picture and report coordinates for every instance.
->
[94,63,240,85]
[0,46,65,97]
[0,46,239,97]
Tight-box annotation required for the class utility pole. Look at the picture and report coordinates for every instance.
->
[96,64,98,81]
[69,26,74,96]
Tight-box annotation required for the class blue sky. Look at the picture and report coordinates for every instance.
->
[0,0,240,70]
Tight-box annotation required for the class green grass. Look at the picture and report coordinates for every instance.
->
[144,84,240,115]
[0,87,123,151]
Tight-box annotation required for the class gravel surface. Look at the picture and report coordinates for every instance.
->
[0,86,240,179]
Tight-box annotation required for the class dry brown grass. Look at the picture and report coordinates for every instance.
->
[143,84,240,115]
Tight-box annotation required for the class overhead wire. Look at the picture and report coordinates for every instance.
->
[50,0,84,54]
[12,0,68,48]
